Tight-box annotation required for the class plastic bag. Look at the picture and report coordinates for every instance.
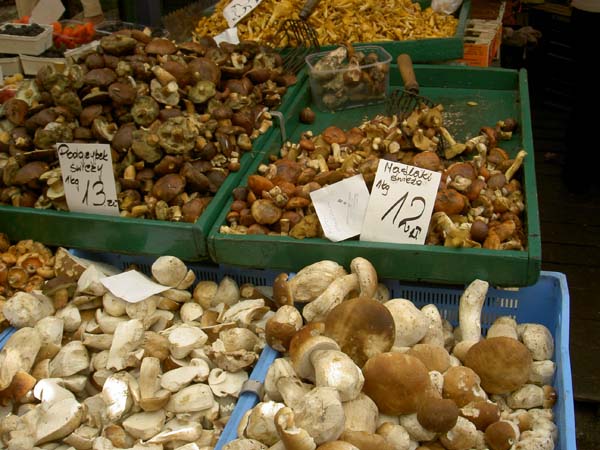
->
[431,0,463,15]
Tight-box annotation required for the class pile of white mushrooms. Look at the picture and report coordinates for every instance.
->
[0,247,276,450]
[227,258,558,450]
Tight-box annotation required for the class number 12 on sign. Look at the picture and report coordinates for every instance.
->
[360,160,441,245]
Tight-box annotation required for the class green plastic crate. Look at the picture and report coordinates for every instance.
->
[208,65,542,287]
[198,0,470,63]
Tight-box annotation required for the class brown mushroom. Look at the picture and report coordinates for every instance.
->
[145,38,177,55]
[324,297,395,368]
[151,174,186,203]
[484,421,518,450]
[442,366,487,407]
[4,98,28,126]
[362,352,436,415]
[406,343,451,373]
[464,337,532,394]
[460,400,500,431]
[108,82,137,106]
[417,398,459,433]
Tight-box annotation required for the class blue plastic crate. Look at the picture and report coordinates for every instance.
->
[214,271,575,450]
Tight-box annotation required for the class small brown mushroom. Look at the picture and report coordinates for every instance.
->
[151,174,186,203]
[146,38,177,55]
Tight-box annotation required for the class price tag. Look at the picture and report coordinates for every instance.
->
[100,270,170,303]
[56,142,119,216]
[310,174,370,242]
[214,27,240,45]
[223,0,263,28]
[360,160,441,245]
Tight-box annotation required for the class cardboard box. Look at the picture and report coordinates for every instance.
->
[457,19,503,67]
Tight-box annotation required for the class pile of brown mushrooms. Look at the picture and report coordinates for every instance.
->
[226,258,558,450]
[0,236,58,331]
[220,105,527,250]
[0,31,296,222]
[0,232,281,449]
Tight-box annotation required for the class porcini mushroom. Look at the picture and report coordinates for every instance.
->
[384,299,428,348]
[324,297,395,367]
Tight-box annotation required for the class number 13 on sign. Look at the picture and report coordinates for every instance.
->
[360,160,441,245]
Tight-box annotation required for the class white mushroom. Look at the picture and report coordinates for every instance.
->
[161,364,210,392]
[507,384,556,409]
[486,316,518,340]
[213,276,241,306]
[166,324,208,359]
[49,341,89,377]
[193,280,218,309]
[222,438,268,450]
[293,387,345,444]
[342,393,379,433]
[275,406,316,450]
[350,257,378,298]
[77,265,108,296]
[82,333,114,351]
[35,397,84,445]
[165,384,215,413]
[0,327,42,390]
[398,414,437,442]
[289,260,347,303]
[453,279,488,361]
[264,358,298,402]
[63,425,100,449]
[419,304,445,348]
[241,401,286,446]
[376,423,411,450]
[55,305,82,333]
[3,291,55,328]
[102,293,127,317]
[302,273,359,323]
[208,368,248,397]
[125,296,158,320]
[106,319,144,371]
[35,316,64,360]
[384,299,428,347]
[96,310,127,334]
[139,357,170,412]
[122,410,166,440]
[439,416,479,450]
[518,324,554,361]
[219,299,269,326]
[151,256,188,287]
[220,328,262,352]
[311,350,364,401]
[162,288,192,303]
[180,303,204,323]
[102,372,133,421]
[145,417,203,444]
[528,360,556,385]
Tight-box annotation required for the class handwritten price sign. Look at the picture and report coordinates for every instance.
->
[57,143,119,216]
[360,160,441,245]
[223,0,263,28]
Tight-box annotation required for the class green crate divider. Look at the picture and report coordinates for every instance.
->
[208,65,542,287]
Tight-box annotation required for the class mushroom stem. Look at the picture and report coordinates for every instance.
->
[504,150,527,182]
[438,127,456,146]
[458,279,489,343]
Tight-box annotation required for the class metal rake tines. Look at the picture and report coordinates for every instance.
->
[385,89,436,118]
[272,19,320,73]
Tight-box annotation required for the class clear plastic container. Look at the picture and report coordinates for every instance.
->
[305,45,392,112]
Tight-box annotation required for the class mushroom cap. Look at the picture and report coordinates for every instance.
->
[417,398,459,433]
[145,38,177,55]
[442,366,487,407]
[324,297,395,367]
[289,322,325,354]
[464,337,532,394]
[289,334,340,381]
[459,400,500,431]
[406,343,451,373]
[265,305,302,352]
[484,420,518,450]
[362,352,434,415]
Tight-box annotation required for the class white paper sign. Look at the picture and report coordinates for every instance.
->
[223,0,263,28]
[214,27,240,45]
[57,142,119,216]
[310,175,370,242]
[360,160,441,245]
[31,0,65,24]
[100,270,170,303]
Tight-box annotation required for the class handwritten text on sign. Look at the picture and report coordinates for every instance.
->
[223,0,263,28]
[57,142,119,216]
[360,160,441,245]
[310,175,370,242]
